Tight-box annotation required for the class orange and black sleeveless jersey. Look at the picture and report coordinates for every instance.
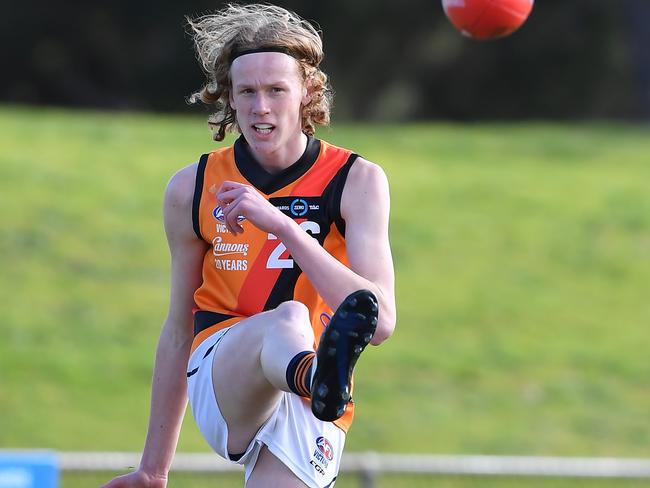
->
[191,135,358,432]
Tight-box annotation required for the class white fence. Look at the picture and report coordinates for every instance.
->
[55,452,650,486]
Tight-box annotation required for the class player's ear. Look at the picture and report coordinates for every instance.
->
[301,81,312,106]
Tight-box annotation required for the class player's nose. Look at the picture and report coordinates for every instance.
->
[252,93,271,114]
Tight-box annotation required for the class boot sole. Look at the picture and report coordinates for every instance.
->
[311,289,378,421]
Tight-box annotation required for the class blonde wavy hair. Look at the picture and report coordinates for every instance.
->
[187,4,333,141]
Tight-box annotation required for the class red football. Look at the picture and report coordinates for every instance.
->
[442,0,534,40]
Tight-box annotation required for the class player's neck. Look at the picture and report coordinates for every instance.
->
[249,132,308,174]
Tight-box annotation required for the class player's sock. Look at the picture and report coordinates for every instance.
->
[286,350,315,398]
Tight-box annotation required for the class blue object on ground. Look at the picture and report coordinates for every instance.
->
[0,451,59,488]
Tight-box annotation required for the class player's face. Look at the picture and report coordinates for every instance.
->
[230,52,309,168]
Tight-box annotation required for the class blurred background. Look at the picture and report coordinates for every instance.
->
[1,1,650,487]
[3,0,650,120]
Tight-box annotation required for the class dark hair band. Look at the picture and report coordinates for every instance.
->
[230,47,295,63]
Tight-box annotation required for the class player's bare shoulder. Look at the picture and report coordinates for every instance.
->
[164,162,201,241]
[165,162,199,210]
[348,157,389,186]
[341,157,390,219]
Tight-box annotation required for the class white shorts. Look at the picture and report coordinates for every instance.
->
[187,327,346,487]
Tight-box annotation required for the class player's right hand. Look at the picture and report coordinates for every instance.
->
[216,180,291,236]
[101,469,167,488]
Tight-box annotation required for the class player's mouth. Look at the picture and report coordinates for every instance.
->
[253,123,275,135]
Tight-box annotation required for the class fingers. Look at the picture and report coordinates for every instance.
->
[219,180,245,191]
[216,185,247,234]
[214,181,285,235]
[216,188,242,206]
[216,183,256,235]
[216,181,246,204]
[221,197,246,235]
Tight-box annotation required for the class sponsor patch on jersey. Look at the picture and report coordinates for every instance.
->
[215,223,230,234]
[316,436,334,461]
[310,435,334,475]
[212,236,249,257]
[212,236,249,271]
[269,197,324,221]
[213,206,246,223]
[214,258,248,271]
[212,206,224,221]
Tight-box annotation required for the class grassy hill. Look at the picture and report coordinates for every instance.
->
[1,106,649,460]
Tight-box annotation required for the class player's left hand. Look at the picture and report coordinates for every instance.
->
[101,469,167,488]
[216,181,291,236]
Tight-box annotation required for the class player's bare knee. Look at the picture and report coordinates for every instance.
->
[274,300,309,323]
[270,301,313,340]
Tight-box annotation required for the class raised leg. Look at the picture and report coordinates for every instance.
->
[211,300,314,454]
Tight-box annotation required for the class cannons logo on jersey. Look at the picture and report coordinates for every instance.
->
[212,236,249,271]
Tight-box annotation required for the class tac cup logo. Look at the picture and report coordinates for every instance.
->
[316,436,334,462]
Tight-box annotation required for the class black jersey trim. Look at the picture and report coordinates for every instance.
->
[233,135,321,194]
[322,153,359,238]
[193,310,236,336]
[192,154,209,240]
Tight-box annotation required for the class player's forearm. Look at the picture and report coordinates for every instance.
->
[139,320,193,477]
[276,218,395,342]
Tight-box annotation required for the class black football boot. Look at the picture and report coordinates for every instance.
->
[311,289,379,422]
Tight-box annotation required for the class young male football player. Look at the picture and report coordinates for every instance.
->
[103,5,395,487]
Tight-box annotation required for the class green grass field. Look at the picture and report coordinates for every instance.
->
[59,471,650,488]
[1,106,649,484]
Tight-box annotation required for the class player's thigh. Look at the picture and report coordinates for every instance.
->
[211,301,311,452]
[211,313,281,448]
[246,445,309,488]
